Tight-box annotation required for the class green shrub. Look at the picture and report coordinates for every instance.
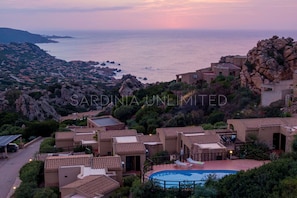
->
[33,188,58,198]
[192,185,217,198]
[207,111,225,124]
[151,151,170,165]
[110,186,130,198]
[19,160,44,185]
[14,182,38,198]
[201,123,214,130]
[212,158,297,198]
[39,137,62,153]
[240,142,270,160]
[73,145,92,154]
[123,175,139,187]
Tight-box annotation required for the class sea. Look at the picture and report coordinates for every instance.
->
[36,29,297,83]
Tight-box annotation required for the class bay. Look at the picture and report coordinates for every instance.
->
[37,29,297,83]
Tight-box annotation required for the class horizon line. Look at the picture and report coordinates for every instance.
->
[26,27,297,33]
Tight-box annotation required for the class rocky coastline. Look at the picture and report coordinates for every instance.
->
[0,42,143,120]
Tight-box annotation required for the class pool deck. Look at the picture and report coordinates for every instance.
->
[145,159,270,179]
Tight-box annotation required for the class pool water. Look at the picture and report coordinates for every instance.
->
[149,170,237,188]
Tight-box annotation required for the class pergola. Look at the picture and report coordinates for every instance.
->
[0,134,22,158]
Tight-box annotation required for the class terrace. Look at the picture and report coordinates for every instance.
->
[144,159,270,190]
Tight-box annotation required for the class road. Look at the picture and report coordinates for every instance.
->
[0,138,43,198]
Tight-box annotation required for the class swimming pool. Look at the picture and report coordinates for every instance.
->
[149,170,237,188]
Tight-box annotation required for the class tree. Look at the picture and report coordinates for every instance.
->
[5,89,21,106]
[207,111,225,124]
[212,158,297,198]
[0,124,23,136]
[33,188,58,198]
[192,185,217,198]
[14,182,37,198]
[279,177,297,198]
[0,112,26,126]
[23,120,59,139]
[113,105,137,122]
[130,179,145,198]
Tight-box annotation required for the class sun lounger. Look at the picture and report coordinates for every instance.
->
[186,158,205,166]
[174,160,193,168]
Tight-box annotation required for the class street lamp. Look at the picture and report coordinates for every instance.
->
[229,150,233,159]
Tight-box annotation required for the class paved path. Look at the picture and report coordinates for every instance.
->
[0,138,43,198]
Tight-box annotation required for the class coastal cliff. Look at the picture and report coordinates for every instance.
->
[0,27,57,44]
[241,36,297,94]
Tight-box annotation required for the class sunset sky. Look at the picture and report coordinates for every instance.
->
[0,0,297,31]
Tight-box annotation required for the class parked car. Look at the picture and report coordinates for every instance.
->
[7,143,19,152]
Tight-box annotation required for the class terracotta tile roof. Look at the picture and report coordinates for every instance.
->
[156,126,204,138]
[197,67,212,73]
[176,71,198,76]
[60,110,102,122]
[73,133,96,143]
[215,63,241,70]
[45,155,92,170]
[114,142,146,155]
[138,134,161,143]
[62,175,120,197]
[205,129,234,135]
[55,132,74,140]
[228,117,297,130]
[92,156,122,170]
[99,129,137,140]
[203,72,216,76]
[70,127,105,133]
[183,134,221,145]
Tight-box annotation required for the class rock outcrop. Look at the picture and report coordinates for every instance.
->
[0,81,105,121]
[15,94,60,121]
[241,36,297,94]
[119,75,143,97]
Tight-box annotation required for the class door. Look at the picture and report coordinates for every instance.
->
[126,156,134,171]
[136,156,140,171]
[273,133,280,150]
[281,134,286,152]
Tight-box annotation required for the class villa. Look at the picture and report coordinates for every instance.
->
[228,117,297,152]
[44,154,122,197]
[50,116,297,196]
[55,126,235,176]
[176,56,245,84]
[156,126,234,161]
[55,127,103,151]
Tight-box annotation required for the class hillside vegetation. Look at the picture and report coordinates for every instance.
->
[0,28,56,44]
[112,75,289,134]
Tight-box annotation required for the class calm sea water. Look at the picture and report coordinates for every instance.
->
[37,29,297,83]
